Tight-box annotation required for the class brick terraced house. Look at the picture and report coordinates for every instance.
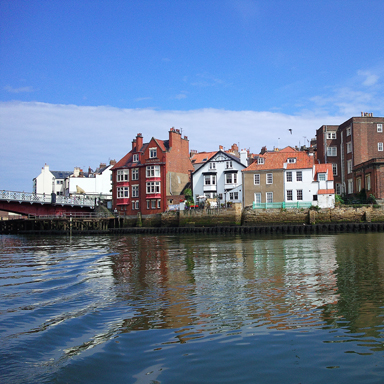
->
[112,129,193,215]
[316,113,384,200]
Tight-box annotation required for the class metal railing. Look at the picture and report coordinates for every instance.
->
[0,190,95,207]
[27,212,112,219]
[252,201,313,209]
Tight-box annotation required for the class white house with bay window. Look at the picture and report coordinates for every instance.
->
[192,150,246,206]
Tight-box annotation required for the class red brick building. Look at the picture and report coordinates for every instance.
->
[112,129,193,215]
[316,114,384,200]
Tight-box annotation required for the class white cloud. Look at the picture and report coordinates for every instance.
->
[358,70,379,86]
[4,85,35,93]
[0,101,343,192]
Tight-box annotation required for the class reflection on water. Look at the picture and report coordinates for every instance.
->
[1,233,384,383]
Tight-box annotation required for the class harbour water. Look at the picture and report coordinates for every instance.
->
[1,232,384,383]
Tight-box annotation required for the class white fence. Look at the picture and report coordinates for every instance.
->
[0,191,96,208]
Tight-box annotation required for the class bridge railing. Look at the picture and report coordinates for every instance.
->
[0,190,95,207]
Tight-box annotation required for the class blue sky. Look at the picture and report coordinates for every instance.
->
[1,0,384,191]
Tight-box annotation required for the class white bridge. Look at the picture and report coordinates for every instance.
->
[0,190,96,208]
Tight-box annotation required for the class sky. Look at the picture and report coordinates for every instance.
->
[1,0,384,192]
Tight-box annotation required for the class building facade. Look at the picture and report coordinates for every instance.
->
[192,150,246,206]
[316,114,384,199]
[112,129,193,215]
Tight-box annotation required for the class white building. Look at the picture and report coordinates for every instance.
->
[33,161,115,201]
[192,150,247,206]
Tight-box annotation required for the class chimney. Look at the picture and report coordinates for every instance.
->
[132,138,136,151]
[136,133,143,150]
[260,146,267,154]
[110,159,116,166]
[219,145,224,151]
[169,127,180,148]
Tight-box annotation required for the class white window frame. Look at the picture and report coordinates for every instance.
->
[146,181,160,194]
[348,179,353,194]
[327,146,337,157]
[287,190,293,201]
[254,174,260,185]
[288,158,296,163]
[266,192,273,203]
[366,174,371,190]
[347,160,352,174]
[377,124,383,133]
[332,163,338,176]
[146,165,160,178]
[254,193,261,205]
[226,173,237,184]
[346,127,351,136]
[229,192,238,200]
[133,154,139,162]
[266,173,273,184]
[318,173,326,181]
[204,175,216,185]
[327,132,336,139]
[117,169,129,182]
[132,185,139,198]
[297,189,303,201]
[117,187,129,199]
[347,142,352,153]
[226,161,233,169]
[146,200,150,209]
[209,162,216,169]
[149,147,157,158]
[258,157,265,164]
[378,142,383,151]
[286,171,292,182]
[132,168,139,180]
[296,171,302,182]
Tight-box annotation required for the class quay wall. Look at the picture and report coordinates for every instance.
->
[1,205,384,235]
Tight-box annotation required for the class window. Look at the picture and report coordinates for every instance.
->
[286,171,292,182]
[357,177,362,193]
[117,169,129,182]
[204,175,216,185]
[146,181,160,194]
[258,157,265,164]
[296,171,302,182]
[218,193,223,199]
[151,200,156,209]
[132,168,139,180]
[266,192,273,203]
[266,173,273,184]
[157,199,161,209]
[288,158,296,163]
[132,185,139,198]
[366,174,371,190]
[133,154,139,162]
[336,183,341,195]
[254,174,260,185]
[56,180,63,184]
[327,146,337,156]
[346,127,351,136]
[149,148,157,158]
[132,201,139,210]
[327,132,336,139]
[347,142,352,153]
[226,161,233,169]
[347,160,352,174]
[287,190,293,201]
[229,192,238,200]
[377,124,383,133]
[146,165,160,178]
[348,179,353,194]
[313,195,318,201]
[146,200,150,209]
[209,162,216,169]
[117,187,129,198]
[297,190,303,201]
[378,142,383,151]
[318,173,326,181]
[226,173,237,184]
[332,163,338,176]
[254,193,261,205]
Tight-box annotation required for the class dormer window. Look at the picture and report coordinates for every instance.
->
[318,173,326,181]
[133,154,139,162]
[149,148,157,158]
[288,158,296,163]
[258,157,265,164]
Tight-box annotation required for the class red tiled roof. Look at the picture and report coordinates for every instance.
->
[314,163,334,181]
[318,189,335,195]
[190,151,216,164]
[243,147,314,171]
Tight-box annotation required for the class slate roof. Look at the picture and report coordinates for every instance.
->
[51,171,72,179]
